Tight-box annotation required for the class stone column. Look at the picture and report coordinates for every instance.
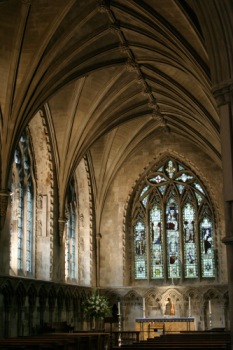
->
[213,82,233,345]
[58,218,66,246]
[96,232,102,287]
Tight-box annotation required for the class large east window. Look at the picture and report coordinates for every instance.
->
[132,158,215,280]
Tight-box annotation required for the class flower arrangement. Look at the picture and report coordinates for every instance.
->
[82,289,110,319]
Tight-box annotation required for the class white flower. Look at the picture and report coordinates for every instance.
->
[82,289,110,319]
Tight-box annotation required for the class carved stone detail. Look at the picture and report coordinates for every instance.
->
[119,43,130,54]
[21,0,32,5]
[0,190,9,218]
[0,190,9,229]
[108,23,121,34]
[222,235,233,245]
[58,218,66,246]
[212,81,233,107]
[125,59,140,74]
[148,99,158,109]
[96,0,111,13]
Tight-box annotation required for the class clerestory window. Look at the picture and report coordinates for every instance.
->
[132,158,216,281]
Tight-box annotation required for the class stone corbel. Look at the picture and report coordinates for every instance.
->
[212,81,233,107]
[96,232,102,240]
[0,190,10,230]
[222,235,233,246]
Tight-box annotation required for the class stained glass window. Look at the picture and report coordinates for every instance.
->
[132,158,215,281]
[26,184,33,273]
[66,178,77,281]
[134,221,147,279]
[11,130,34,275]
[17,184,24,271]
[150,204,163,278]
[166,199,180,278]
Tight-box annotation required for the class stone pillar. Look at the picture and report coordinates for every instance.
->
[213,82,233,345]
[96,232,102,287]
[58,218,66,246]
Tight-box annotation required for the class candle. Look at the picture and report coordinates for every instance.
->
[188,296,191,317]
[143,298,146,318]
[209,300,211,313]
[118,301,121,315]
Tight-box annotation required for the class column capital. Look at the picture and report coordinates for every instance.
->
[212,80,233,107]
[21,0,32,5]
[58,217,67,246]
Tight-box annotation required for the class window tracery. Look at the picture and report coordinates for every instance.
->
[132,158,216,281]
[10,130,35,276]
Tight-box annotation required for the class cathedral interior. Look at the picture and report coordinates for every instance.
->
[0,0,232,345]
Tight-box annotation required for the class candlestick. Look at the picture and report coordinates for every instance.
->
[142,297,146,318]
[118,301,121,315]
[209,300,211,314]
[188,296,191,317]
[118,309,122,347]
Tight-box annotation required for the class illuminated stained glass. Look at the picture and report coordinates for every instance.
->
[177,184,184,194]
[134,221,147,279]
[150,205,163,279]
[18,185,24,270]
[71,208,76,279]
[26,186,33,273]
[166,199,180,278]
[142,195,148,207]
[195,192,203,205]
[183,203,197,278]
[165,160,176,178]
[133,158,216,281]
[176,173,193,182]
[140,185,150,207]
[140,186,149,198]
[66,178,77,281]
[13,130,35,275]
[148,176,167,184]
[66,213,72,278]
[194,181,205,194]
[158,185,166,195]
[200,218,215,277]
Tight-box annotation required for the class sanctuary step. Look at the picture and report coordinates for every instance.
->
[112,330,231,350]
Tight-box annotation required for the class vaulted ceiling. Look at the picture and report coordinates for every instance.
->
[0,0,229,213]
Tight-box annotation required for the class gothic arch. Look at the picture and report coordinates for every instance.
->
[124,153,221,286]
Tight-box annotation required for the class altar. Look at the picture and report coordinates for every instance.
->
[136,317,195,340]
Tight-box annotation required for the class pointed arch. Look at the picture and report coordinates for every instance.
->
[127,156,216,284]
[65,176,78,282]
[10,128,36,277]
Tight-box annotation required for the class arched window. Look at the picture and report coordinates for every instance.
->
[65,178,77,282]
[10,130,35,276]
[132,158,215,281]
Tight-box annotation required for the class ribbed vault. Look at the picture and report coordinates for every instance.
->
[0,0,226,219]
